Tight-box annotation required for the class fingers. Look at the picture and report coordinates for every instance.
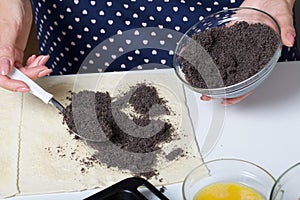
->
[0,74,29,92]
[26,55,49,68]
[0,54,52,92]
[0,54,13,75]
[276,14,295,47]
[19,66,52,80]
[239,0,296,47]
[0,1,37,92]
[221,92,253,106]
[200,95,212,101]
[0,0,33,75]
[200,92,253,106]
[26,54,37,66]
[20,55,52,79]
[0,24,18,75]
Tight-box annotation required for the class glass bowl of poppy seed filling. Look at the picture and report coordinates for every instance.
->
[174,7,281,98]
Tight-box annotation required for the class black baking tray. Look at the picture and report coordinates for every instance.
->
[84,177,169,200]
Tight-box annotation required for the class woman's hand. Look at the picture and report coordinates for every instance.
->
[240,0,295,47]
[0,0,52,92]
[201,0,296,105]
[201,92,253,106]
[0,55,52,92]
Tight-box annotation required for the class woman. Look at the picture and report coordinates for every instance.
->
[0,0,298,105]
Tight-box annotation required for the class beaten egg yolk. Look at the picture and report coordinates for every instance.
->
[194,182,265,200]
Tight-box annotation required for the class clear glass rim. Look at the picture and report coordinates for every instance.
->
[182,158,276,200]
[173,7,282,96]
[270,161,300,199]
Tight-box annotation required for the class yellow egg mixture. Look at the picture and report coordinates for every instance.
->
[194,182,265,200]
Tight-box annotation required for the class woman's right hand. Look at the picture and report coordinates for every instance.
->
[0,0,52,92]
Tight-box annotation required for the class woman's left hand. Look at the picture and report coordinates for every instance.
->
[240,0,295,47]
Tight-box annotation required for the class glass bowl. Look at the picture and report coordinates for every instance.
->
[174,7,282,98]
[182,158,275,200]
[270,162,300,200]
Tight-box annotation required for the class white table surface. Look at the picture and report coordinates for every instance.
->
[10,61,300,200]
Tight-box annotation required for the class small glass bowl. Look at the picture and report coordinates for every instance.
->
[270,162,300,200]
[174,7,281,98]
[182,158,275,200]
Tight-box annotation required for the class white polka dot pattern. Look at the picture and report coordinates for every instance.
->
[32,0,244,74]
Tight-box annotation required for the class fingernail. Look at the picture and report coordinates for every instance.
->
[286,32,295,47]
[29,54,36,61]
[39,55,50,65]
[0,57,11,75]
[200,95,211,101]
[221,100,232,106]
[38,69,52,77]
[16,87,30,92]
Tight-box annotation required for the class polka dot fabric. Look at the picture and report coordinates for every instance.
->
[31,0,299,75]
[31,0,243,74]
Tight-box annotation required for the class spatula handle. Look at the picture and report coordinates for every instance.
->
[8,68,53,104]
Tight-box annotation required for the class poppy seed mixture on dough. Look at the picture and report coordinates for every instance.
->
[62,83,185,178]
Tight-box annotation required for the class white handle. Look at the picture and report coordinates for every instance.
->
[8,68,53,104]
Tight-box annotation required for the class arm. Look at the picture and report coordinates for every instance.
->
[0,0,52,92]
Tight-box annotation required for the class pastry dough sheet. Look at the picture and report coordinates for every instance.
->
[0,90,22,198]
[1,69,204,197]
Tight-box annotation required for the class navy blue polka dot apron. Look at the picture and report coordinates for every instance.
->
[31,0,300,75]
